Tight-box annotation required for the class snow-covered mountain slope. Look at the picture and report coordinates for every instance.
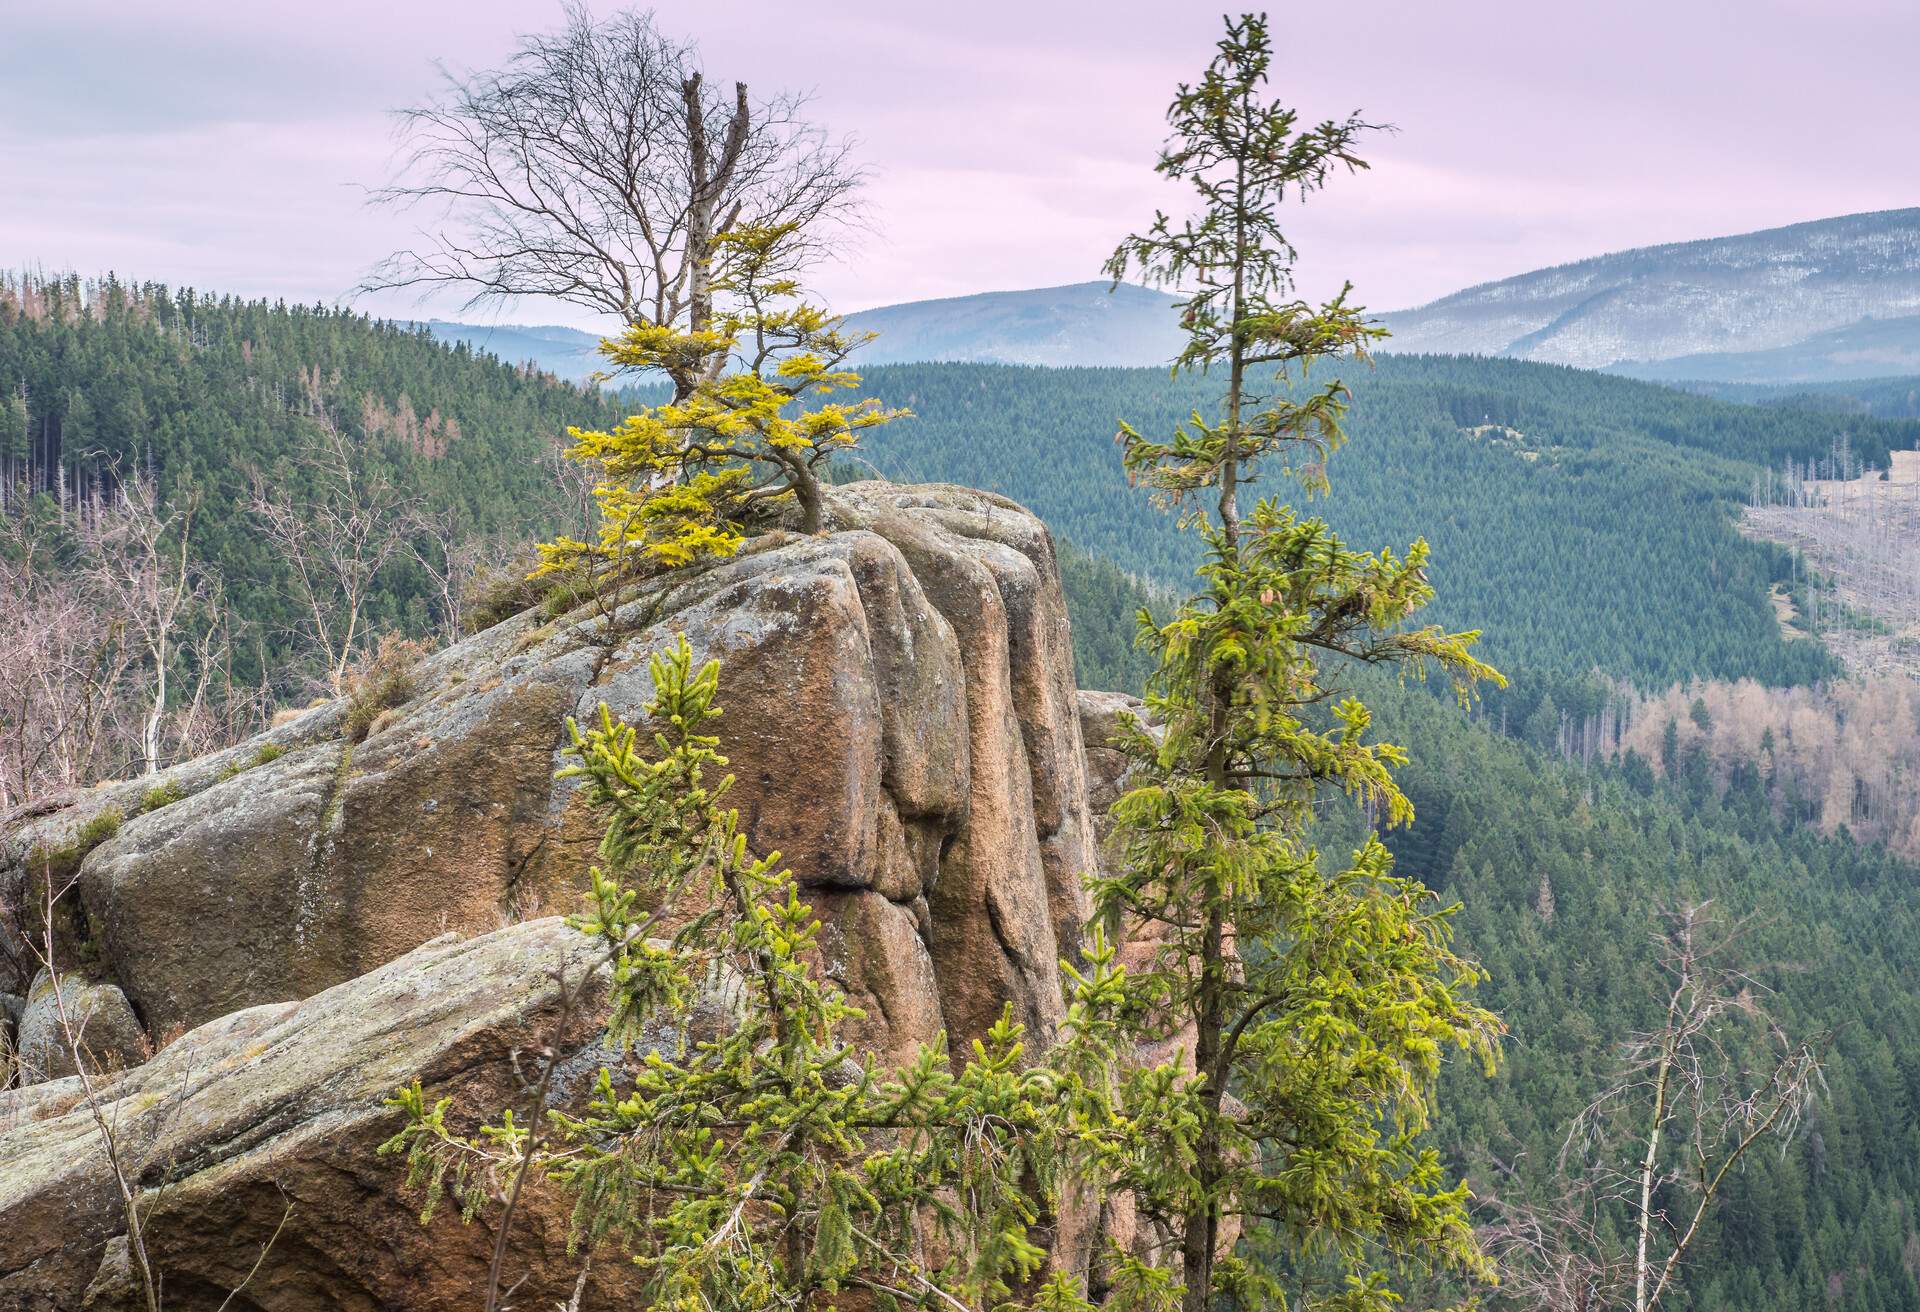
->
[844,281,1183,367]
[421,282,1186,382]
[1380,209,1920,372]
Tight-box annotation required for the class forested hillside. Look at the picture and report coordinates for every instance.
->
[0,274,620,683]
[1060,557,1920,1312]
[1383,676,1920,1312]
[854,355,1920,687]
[1692,374,1920,419]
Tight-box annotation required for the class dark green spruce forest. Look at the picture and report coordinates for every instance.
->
[0,275,620,685]
[1038,375,1920,1311]
[849,356,1920,688]
[7,279,1920,1311]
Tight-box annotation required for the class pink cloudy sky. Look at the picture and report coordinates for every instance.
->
[3,0,1914,329]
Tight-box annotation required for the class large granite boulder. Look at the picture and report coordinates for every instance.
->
[0,483,1095,1071]
[12,968,149,1085]
[0,918,643,1312]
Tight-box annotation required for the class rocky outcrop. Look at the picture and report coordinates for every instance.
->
[0,918,645,1312]
[0,483,1095,1071]
[13,969,149,1085]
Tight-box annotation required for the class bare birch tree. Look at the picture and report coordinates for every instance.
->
[0,501,133,805]
[1485,904,1826,1312]
[405,506,515,645]
[248,419,421,694]
[361,4,861,399]
[79,476,218,776]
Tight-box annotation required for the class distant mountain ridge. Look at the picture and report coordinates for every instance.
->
[422,282,1186,382]
[1379,208,1920,376]
[424,210,1920,386]
[843,281,1182,367]
[419,320,604,381]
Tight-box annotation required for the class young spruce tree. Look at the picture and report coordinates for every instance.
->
[536,223,905,575]
[383,638,1079,1312]
[1065,15,1505,1312]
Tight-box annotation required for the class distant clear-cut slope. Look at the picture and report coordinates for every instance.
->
[1380,209,1920,374]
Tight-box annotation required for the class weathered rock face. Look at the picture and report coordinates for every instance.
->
[0,483,1094,1072]
[0,918,644,1312]
[14,968,150,1085]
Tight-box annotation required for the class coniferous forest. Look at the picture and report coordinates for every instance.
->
[0,275,620,687]
[8,271,1920,1311]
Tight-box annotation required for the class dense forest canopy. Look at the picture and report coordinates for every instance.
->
[0,273,620,685]
[1061,555,1920,1312]
[849,356,1920,688]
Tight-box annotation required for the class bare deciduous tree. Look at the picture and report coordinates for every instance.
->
[248,419,421,694]
[22,868,293,1310]
[1484,904,1826,1312]
[0,498,133,806]
[80,475,218,776]
[405,507,515,645]
[362,4,861,399]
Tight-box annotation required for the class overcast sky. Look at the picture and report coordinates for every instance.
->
[3,0,1914,330]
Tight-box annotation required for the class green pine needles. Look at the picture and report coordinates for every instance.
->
[381,637,1076,1312]
[1072,12,1506,1312]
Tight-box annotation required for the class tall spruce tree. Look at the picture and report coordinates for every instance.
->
[1067,15,1505,1312]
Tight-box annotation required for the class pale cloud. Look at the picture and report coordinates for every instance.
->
[1,0,1912,329]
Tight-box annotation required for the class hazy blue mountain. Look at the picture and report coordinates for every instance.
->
[1380,209,1920,375]
[1677,372,1920,418]
[1606,312,1920,384]
[421,282,1185,380]
[840,281,1183,367]
[419,319,605,380]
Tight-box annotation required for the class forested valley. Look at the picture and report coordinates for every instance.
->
[0,274,618,801]
[849,356,1920,687]
[9,261,1920,1311]
[11,161,1920,1312]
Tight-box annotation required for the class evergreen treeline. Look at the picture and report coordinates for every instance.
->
[853,356,1920,687]
[0,274,621,683]
[1690,375,1920,420]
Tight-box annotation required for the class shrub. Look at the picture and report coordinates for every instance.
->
[140,780,187,814]
[341,636,428,743]
[253,741,287,766]
[461,556,546,635]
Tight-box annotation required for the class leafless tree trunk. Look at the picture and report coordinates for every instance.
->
[29,866,163,1312]
[406,508,512,645]
[248,418,421,694]
[1485,904,1826,1312]
[27,866,295,1311]
[0,497,134,805]
[79,475,217,776]
[361,3,861,399]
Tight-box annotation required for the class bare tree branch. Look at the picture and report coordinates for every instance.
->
[360,4,863,399]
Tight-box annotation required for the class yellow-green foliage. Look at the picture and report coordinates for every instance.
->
[380,639,1069,1312]
[1074,16,1505,1311]
[140,780,188,814]
[536,225,907,577]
